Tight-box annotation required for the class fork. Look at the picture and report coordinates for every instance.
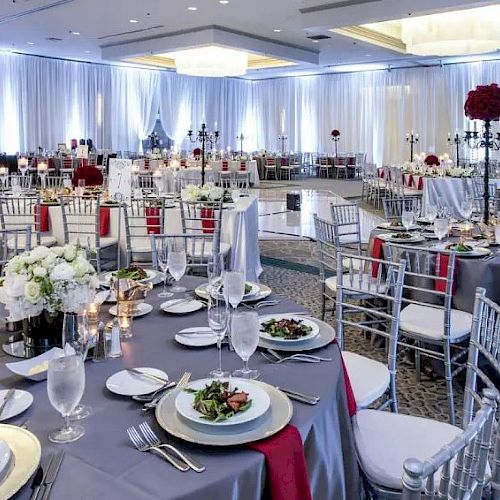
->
[261,352,319,364]
[139,422,205,473]
[267,348,332,363]
[142,372,191,411]
[127,426,189,472]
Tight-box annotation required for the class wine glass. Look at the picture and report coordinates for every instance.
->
[402,209,414,232]
[62,310,92,420]
[425,204,438,223]
[208,296,229,378]
[167,237,187,293]
[434,218,449,244]
[223,270,245,310]
[155,239,173,298]
[232,311,260,380]
[207,254,224,296]
[461,196,474,226]
[47,355,85,443]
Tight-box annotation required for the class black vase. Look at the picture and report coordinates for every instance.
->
[22,310,64,357]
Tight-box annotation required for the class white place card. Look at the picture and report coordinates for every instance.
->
[76,145,89,159]
[108,159,133,201]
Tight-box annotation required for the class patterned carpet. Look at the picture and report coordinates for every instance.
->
[258,240,463,424]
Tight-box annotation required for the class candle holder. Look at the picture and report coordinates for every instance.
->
[86,301,100,323]
[37,162,48,189]
[447,133,464,166]
[405,132,419,162]
[187,123,219,186]
[237,133,245,156]
[17,157,28,177]
[117,309,133,340]
[278,134,287,155]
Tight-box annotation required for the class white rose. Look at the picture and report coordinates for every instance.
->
[42,253,57,268]
[24,281,41,304]
[32,266,47,278]
[4,256,23,275]
[209,187,224,200]
[72,256,90,278]
[31,246,50,261]
[4,274,27,297]
[50,262,75,281]
[63,245,77,262]
[21,254,36,265]
[51,246,64,257]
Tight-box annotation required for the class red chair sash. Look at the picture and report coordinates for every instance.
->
[201,207,215,234]
[145,207,160,234]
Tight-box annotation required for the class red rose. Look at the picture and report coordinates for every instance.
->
[193,148,201,157]
[72,165,103,187]
[424,155,440,166]
[464,83,500,122]
[331,129,340,137]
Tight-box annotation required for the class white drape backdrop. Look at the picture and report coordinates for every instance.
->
[0,51,499,165]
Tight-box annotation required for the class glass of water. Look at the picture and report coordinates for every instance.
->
[223,270,245,309]
[47,355,86,443]
[167,237,187,293]
[402,209,414,232]
[155,239,173,298]
[425,204,438,223]
[232,311,260,380]
[434,218,449,243]
[208,296,229,378]
[461,196,474,225]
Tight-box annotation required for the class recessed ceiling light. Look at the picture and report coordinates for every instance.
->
[273,29,281,33]
[27,42,35,45]
[70,31,80,35]
[187,6,197,10]
[129,19,138,23]
[219,0,229,4]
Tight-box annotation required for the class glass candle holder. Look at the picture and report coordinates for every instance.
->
[87,302,100,323]
[118,314,133,340]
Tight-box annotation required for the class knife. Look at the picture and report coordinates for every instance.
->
[0,389,15,419]
[29,465,44,500]
[39,450,65,500]
[127,368,168,384]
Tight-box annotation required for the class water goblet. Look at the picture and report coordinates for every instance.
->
[167,238,187,293]
[208,296,230,378]
[232,311,260,380]
[402,209,414,232]
[461,196,474,227]
[434,218,449,245]
[223,269,246,349]
[47,355,85,443]
[155,239,173,298]
[425,204,438,223]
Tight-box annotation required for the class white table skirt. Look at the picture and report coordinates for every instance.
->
[45,196,262,281]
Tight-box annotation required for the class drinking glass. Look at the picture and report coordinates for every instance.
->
[208,296,229,378]
[167,238,187,293]
[47,355,85,443]
[62,310,92,420]
[425,204,438,223]
[207,254,224,295]
[434,218,449,243]
[232,311,260,379]
[223,270,245,310]
[401,209,414,232]
[155,239,173,298]
[461,196,473,225]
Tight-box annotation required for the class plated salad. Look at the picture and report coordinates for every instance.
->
[391,232,413,240]
[185,380,251,422]
[261,318,312,339]
[115,265,148,281]
[447,242,474,252]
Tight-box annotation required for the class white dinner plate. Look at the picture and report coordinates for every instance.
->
[5,348,65,382]
[258,314,320,344]
[175,378,271,428]
[156,381,292,446]
[175,328,218,347]
[161,299,204,314]
[195,282,272,303]
[0,440,13,484]
[0,390,33,422]
[109,302,153,318]
[106,368,168,396]
[258,316,335,352]
[377,222,419,231]
[0,425,41,499]
[436,243,491,258]
[377,232,425,244]
[212,282,260,300]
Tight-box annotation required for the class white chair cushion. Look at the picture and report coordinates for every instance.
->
[187,241,230,258]
[7,235,57,250]
[343,352,389,409]
[400,304,472,342]
[353,409,462,491]
[69,237,118,249]
[325,273,386,295]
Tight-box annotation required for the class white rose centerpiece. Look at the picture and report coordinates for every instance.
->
[181,183,226,202]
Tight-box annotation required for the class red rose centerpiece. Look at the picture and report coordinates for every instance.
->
[331,129,340,157]
[424,154,440,166]
[72,165,103,187]
[193,147,201,158]
[464,83,500,223]
[331,129,340,137]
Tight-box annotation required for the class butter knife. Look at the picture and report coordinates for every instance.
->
[39,450,64,500]
[127,368,168,384]
[0,389,15,419]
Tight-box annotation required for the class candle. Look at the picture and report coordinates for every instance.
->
[214,121,218,130]
[406,133,410,139]
[0,167,8,176]
[18,157,28,166]
[118,314,133,339]
[37,161,48,172]
[415,133,419,140]
[87,302,100,322]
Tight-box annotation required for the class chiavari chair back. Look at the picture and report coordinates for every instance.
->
[0,226,32,273]
[382,197,422,221]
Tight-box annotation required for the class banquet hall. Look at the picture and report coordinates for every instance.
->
[0,0,499,499]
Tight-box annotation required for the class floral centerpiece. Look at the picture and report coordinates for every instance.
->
[446,167,473,178]
[182,184,225,203]
[331,129,340,157]
[424,154,440,166]
[147,147,163,160]
[0,244,98,354]
[464,83,500,223]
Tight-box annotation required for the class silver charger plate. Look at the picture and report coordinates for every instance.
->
[155,381,293,446]
[258,316,335,352]
[194,282,272,303]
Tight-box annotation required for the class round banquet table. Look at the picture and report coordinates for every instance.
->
[0,276,359,500]
[368,228,500,313]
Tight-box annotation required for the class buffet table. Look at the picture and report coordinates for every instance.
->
[0,276,359,500]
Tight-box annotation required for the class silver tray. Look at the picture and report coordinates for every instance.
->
[155,380,293,446]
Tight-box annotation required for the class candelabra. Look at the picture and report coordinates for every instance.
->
[187,123,219,186]
[447,133,464,166]
[405,132,419,162]
[237,133,245,156]
[278,134,287,155]
[331,134,340,158]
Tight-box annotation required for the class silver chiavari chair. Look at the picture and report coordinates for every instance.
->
[124,198,165,266]
[0,227,32,273]
[385,243,470,425]
[42,175,64,189]
[9,174,32,191]
[336,251,406,412]
[150,233,215,276]
[60,195,118,273]
[330,203,363,255]
[0,195,56,248]
[139,174,155,194]
[382,197,422,221]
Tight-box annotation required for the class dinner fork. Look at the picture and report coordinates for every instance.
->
[267,348,332,363]
[142,372,191,411]
[127,426,189,472]
[139,422,205,473]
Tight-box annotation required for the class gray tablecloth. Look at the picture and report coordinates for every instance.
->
[368,229,500,313]
[1,276,358,500]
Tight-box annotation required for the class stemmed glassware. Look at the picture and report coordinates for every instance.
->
[155,239,173,298]
[461,196,474,228]
[434,218,449,245]
[232,311,260,380]
[425,204,438,223]
[17,158,28,178]
[47,355,86,443]
[223,268,246,349]
[62,310,91,420]
[167,237,187,293]
[402,209,414,232]
[208,295,229,378]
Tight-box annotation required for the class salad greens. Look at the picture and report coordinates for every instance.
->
[261,318,312,339]
[115,265,148,280]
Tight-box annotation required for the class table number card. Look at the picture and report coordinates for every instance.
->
[76,145,89,159]
[108,159,133,200]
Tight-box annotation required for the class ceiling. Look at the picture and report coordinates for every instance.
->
[0,0,499,79]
